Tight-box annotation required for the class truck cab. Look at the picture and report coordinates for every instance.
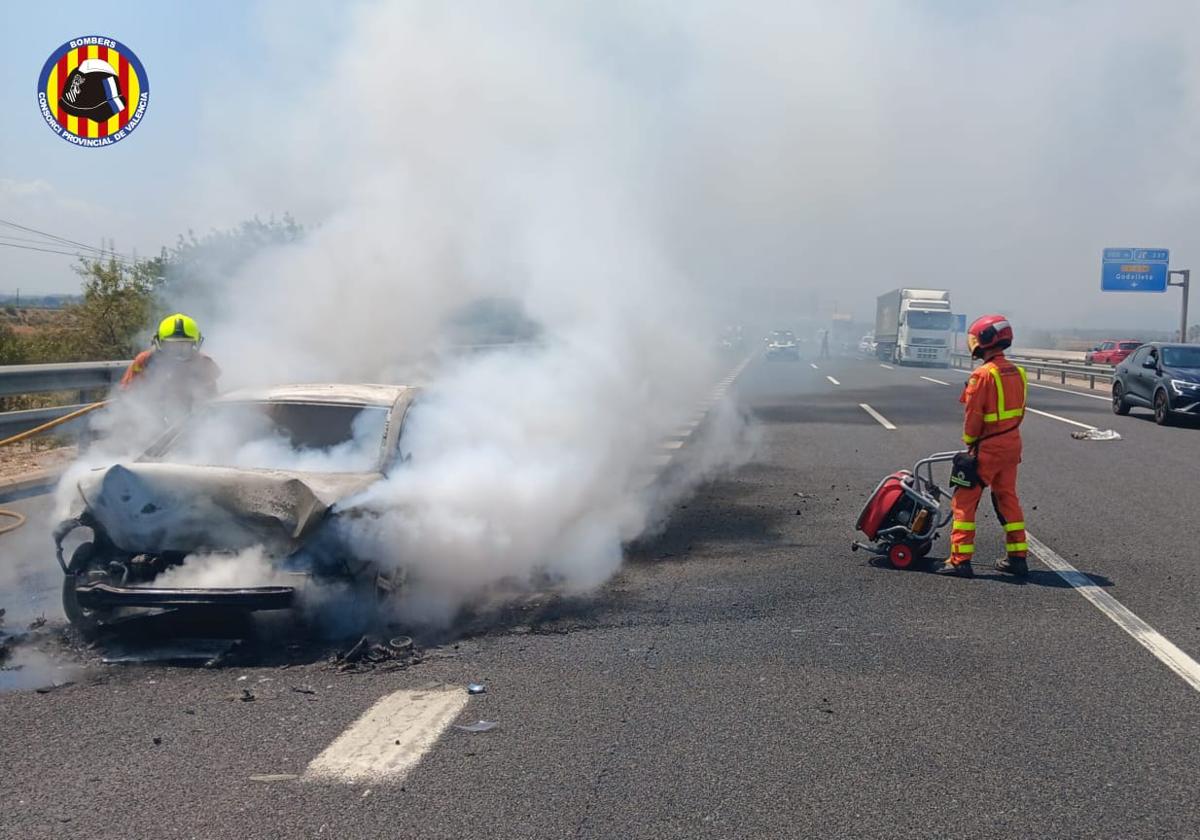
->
[896,302,953,365]
[875,289,953,367]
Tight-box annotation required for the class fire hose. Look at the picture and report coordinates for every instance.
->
[0,400,109,535]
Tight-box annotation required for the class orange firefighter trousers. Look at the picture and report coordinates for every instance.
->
[949,441,1026,566]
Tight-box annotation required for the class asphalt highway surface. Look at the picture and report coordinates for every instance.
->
[2,354,1199,838]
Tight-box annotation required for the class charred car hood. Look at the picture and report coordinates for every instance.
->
[73,463,380,555]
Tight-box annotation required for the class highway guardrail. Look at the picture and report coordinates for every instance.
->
[0,360,128,438]
[951,353,1115,390]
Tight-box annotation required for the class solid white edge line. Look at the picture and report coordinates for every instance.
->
[1026,407,1097,430]
[920,375,951,386]
[880,363,894,370]
[1028,381,1111,402]
[826,376,841,386]
[859,403,897,430]
[1027,534,1200,693]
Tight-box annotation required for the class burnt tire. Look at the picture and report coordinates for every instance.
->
[61,542,110,641]
[1112,383,1130,415]
[1154,390,1173,426]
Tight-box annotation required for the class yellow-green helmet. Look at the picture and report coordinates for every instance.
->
[153,313,203,353]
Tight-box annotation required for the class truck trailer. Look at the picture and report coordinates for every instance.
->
[874,289,953,366]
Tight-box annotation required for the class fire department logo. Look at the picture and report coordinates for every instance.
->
[36,36,149,147]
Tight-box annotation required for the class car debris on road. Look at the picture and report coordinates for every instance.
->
[1070,429,1122,441]
[334,634,419,672]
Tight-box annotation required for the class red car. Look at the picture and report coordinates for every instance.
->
[1087,339,1142,365]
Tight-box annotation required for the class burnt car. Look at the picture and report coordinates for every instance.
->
[53,384,417,637]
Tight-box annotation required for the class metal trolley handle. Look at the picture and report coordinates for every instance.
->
[908,450,965,530]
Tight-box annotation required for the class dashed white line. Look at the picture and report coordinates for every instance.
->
[879,363,894,370]
[859,403,897,430]
[1028,381,1111,402]
[826,376,841,386]
[810,363,819,370]
[305,687,470,783]
[661,439,685,450]
[1028,535,1200,694]
[920,375,951,386]
[1026,407,1097,430]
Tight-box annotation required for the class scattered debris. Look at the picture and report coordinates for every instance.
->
[333,634,420,673]
[291,685,317,695]
[467,683,486,695]
[249,774,298,783]
[27,615,46,631]
[152,736,162,745]
[1071,428,1122,441]
[240,688,256,702]
[34,681,74,694]
[453,720,499,733]
[101,639,237,666]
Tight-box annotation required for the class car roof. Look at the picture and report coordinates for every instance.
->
[215,383,417,407]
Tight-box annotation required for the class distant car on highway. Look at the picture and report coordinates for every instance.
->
[765,330,801,360]
[858,334,876,357]
[1087,339,1142,365]
[1112,343,1200,425]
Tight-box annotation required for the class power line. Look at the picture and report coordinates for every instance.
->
[0,239,138,264]
[0,217,133,260]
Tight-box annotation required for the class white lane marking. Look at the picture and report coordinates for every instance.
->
[920,375,951,386]
[1028,535,1200,694]
[879,363,894,370]
[859,403,897,430]
[661,440,685,449]
[306,687,470,783]
[826,376,841,386]
[1028,381,1110,402]
[810,363,819,370]
[1026,407,1097,430]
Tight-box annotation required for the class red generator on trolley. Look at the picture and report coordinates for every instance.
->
[852,451,960,569]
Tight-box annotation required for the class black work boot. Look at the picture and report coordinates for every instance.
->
[934,559,975,578]
[995,555,1029,576]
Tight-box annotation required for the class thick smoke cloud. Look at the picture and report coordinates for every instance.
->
[156,1,749,621]
[181,0,1200,334]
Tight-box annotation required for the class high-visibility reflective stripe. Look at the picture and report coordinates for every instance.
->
[952,521,976,531]
[963,433,979,444]
[1004,521,1026,532]
[954,544,975,555]
[1006,542,1029,553]
[982,364,1028,423]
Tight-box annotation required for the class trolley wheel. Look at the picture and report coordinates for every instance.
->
[888,543,916,570]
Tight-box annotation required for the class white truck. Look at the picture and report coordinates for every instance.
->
[874,289,953,366]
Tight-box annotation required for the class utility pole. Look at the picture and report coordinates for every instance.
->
[1169,269,1190,343]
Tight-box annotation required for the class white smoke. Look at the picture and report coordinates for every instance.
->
[47,1,751,625]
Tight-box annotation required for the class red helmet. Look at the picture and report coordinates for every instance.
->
[967,314,1013,359]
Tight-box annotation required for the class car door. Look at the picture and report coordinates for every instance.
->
[1130,346,1157,402]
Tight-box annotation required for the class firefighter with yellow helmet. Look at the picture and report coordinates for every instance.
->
[119,313,220,407]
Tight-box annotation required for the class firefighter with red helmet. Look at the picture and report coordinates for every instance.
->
[936,314,1029,578]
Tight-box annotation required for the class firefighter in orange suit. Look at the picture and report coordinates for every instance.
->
[936,314,1029,578]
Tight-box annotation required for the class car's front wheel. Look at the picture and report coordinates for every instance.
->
[1154,390,1173,426]
[61,542,114,640]
[1112,382,1130,415]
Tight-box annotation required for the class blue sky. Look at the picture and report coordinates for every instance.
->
[0,1,335,295]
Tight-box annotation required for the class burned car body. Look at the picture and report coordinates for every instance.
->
[54,384,417,636]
